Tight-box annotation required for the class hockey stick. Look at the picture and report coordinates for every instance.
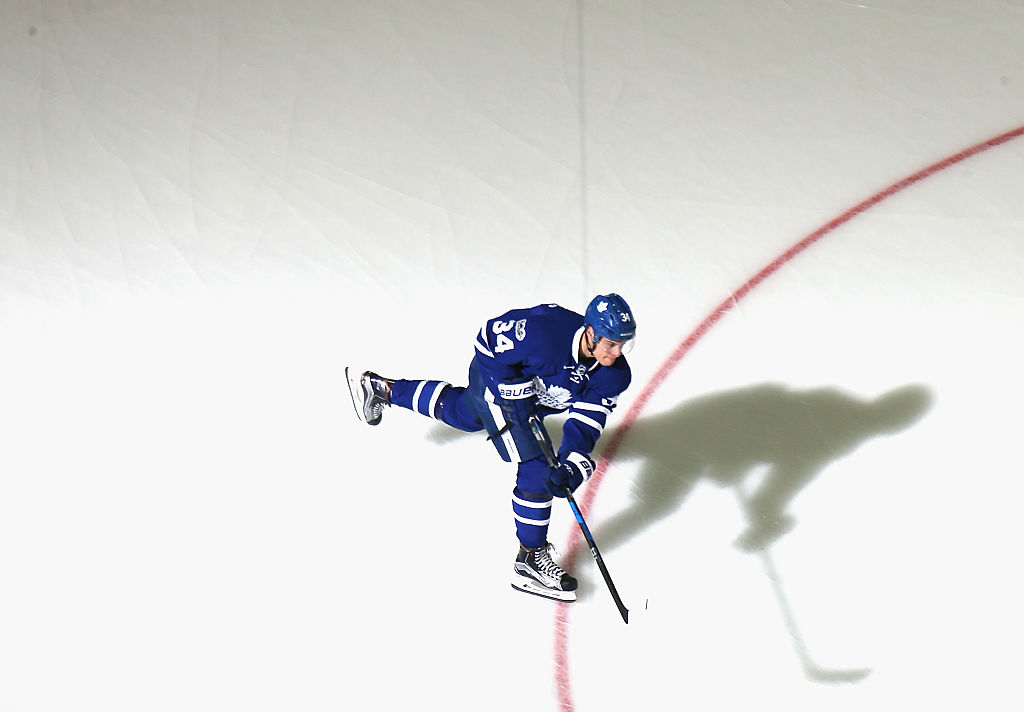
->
[528,413,629,624]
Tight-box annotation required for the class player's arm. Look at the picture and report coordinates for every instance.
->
[556,365,631,460]
[545,390,623,498]
[559,396,617,459]
[473,312,543,430]
[474,315,526,382]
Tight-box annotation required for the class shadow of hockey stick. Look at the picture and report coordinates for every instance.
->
[734,485,871,684]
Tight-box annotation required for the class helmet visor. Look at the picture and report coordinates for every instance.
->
[595,335,636,357]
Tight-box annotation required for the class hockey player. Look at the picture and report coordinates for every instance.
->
[346,294,636,602]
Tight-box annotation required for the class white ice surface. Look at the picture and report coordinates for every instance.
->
[2,2,1023,711]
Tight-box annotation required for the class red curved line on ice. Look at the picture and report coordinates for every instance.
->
[555,124,1024,711]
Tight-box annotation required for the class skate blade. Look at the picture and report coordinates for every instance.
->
[344,367,368,424]
[511,575,577,603]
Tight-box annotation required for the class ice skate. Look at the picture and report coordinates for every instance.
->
[511,543,578,602]
[345,367,393,426]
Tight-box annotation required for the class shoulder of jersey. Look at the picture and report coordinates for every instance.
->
[528,303,583,323]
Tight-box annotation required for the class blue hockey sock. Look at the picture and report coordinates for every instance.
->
[390,380,483,433]
[512,487,552,549]
[391,380,451,418]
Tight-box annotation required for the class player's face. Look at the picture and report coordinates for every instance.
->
[593,337,626,366]
[583,327,627,366]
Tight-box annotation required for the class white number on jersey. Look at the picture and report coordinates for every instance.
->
[492,320,518,354]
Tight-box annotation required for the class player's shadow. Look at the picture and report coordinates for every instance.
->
[594,382,933,555]
[584,382,932,684]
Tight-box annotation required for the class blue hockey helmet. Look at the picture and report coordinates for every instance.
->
[584,293,637,343]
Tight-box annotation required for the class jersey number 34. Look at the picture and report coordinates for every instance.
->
[493,319,524,354]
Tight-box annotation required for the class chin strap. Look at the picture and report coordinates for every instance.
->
[580,327,598,362]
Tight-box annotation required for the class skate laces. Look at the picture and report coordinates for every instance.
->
[532,544,567,580]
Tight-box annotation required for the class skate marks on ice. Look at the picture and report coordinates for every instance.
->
[586,382,933,683]
[595,382,933,555]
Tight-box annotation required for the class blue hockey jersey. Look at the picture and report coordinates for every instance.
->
[473,303,631,460]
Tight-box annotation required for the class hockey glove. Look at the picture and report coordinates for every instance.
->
[546,451,595,498]
[493,377,539,428]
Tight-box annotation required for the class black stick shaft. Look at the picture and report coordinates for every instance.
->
[528,414,629,624]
